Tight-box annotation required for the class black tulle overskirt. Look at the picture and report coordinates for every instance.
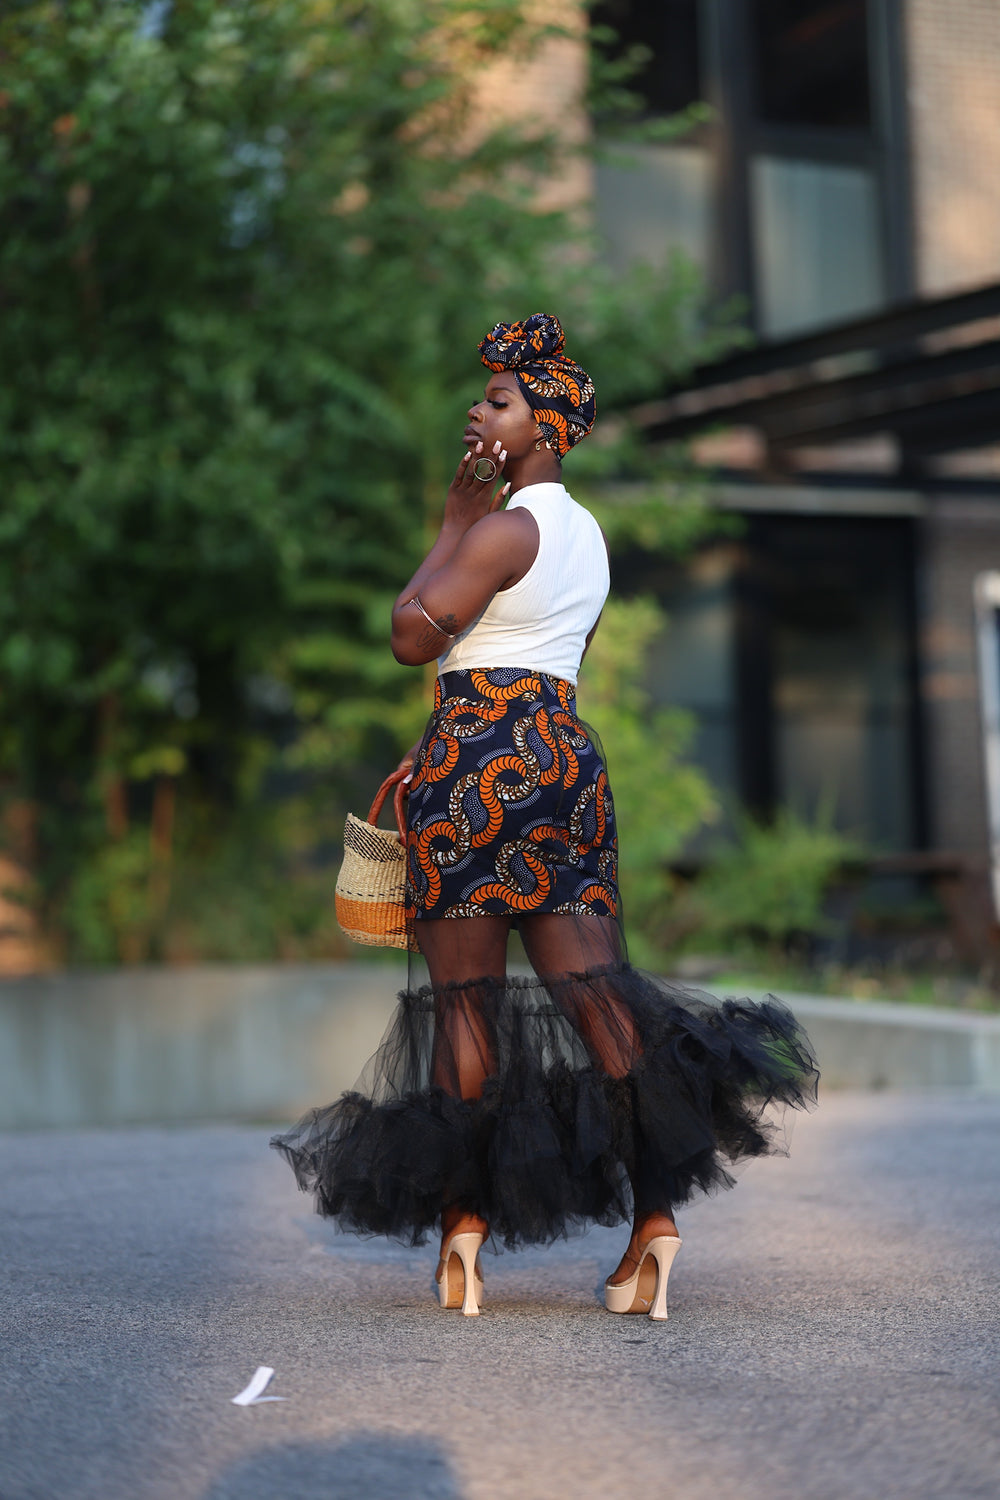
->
[271,962,818,1249]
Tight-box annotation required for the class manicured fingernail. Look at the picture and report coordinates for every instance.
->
[500,450,507,462]
[502,482,511,495]
[476,441,483,452]
[493,441,501,453]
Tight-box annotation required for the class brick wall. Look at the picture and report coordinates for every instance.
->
[473,0,592,216]
[920,499,1000,852]
[905,0,1000,295]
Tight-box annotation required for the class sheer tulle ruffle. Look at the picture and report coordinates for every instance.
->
[271,963,818,1249]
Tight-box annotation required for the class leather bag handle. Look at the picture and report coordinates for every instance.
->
[366,768,410,842]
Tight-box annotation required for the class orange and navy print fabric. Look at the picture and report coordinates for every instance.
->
[477,313,597,458]
[405,668,618,921]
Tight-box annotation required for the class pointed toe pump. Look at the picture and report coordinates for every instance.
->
[604,1236,682,1322]
[436,1231,485,1317]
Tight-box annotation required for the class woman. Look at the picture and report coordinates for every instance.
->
[273,313,817,1320]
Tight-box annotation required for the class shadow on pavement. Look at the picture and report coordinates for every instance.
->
[200,1431,464,1500]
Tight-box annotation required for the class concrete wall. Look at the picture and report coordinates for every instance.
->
[2,964,999,1130]
[0,963,404,1130]
[777,992,1000,1092]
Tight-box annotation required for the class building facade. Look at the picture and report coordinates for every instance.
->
[589,0,1000,950]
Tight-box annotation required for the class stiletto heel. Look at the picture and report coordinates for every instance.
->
[604,1236,682,1321]
[436,1231,485,1316]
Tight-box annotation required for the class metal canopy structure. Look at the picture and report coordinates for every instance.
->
[640,280,1000,469]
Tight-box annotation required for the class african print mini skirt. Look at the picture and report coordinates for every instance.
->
[405,668,617,922]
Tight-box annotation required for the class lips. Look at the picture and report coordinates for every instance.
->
[463,425,480,441]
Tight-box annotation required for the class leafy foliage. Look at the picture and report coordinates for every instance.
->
[0,0,731,962]
[667,807,864,958]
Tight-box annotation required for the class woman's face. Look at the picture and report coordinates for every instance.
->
[464,374,542,460]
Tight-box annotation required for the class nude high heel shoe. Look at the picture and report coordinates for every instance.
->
[436,1231,485,1317]
[604,1236,682,1321]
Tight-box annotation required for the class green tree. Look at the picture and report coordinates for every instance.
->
[0,0,731,962]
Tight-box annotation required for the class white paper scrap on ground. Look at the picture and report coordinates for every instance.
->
[231,1366,286,1405]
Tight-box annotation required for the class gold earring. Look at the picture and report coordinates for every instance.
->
[535,438,550,451]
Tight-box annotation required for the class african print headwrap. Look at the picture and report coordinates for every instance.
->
[478,312,596,459]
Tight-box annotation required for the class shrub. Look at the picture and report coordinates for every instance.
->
[668,806,863,958]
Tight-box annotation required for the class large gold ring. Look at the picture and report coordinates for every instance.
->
[473,457,498,482]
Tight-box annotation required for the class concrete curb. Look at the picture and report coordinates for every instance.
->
[740,989,1000,1093]
[0,962,406,1130]
[1,963,998,1129]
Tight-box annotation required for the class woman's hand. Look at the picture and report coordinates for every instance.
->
[395,740,422,783]
[390,440,534,667]
[444,440,509,531]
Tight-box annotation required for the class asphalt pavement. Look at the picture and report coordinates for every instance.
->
[2,1090,999,1500]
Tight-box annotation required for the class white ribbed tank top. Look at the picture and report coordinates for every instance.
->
[438,482,609,685]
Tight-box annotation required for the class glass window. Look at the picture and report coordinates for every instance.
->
[620,517,918,852]
[645,548,739,806]
[763,517,914,848]
[592,0,701,116]
[595,143,713,272]
[617,545,741,832]
[751,0,872,130]
[751,155,884,336]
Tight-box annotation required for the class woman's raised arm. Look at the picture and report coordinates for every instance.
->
[391,443,537,666]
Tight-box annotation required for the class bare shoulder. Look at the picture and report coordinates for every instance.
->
[455,506,539,589]
[460,506,538,558]
[483,506,538,538]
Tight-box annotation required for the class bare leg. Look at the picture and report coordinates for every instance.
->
[519,913,637,1074]
[416,915,510,1261]
[519,913,678,1283]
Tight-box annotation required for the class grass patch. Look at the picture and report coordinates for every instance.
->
[678,960,1000,1013]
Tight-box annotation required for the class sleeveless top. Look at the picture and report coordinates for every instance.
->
[437,481,609,686]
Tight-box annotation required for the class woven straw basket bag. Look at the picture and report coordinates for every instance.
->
[335,769,418,952]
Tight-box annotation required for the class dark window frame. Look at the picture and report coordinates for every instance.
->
[616,510,927,850]
[591,0,704,121]
[735,512,925,848]
[593,0,914,333]
[749,0,874,134]
[703,0,914,329]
